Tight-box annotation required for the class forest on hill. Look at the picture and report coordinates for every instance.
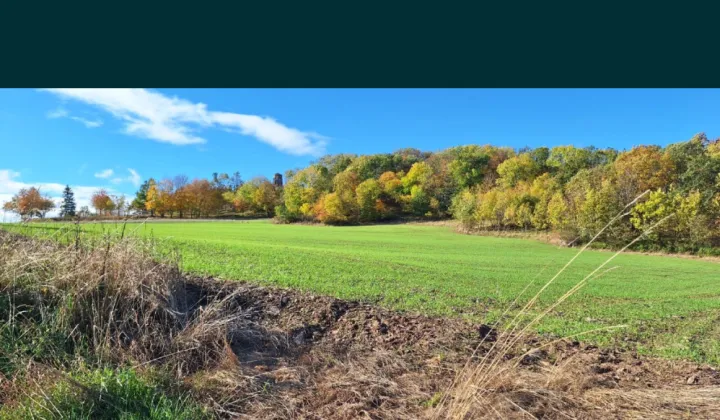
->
[274,133,720,253]
[4,133,719,253]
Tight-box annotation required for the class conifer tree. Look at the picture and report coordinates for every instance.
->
[60,185,76,218]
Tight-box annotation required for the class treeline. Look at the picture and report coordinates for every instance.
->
[128,172,283,218]
[274,133,720,253]
[4,133,719,253]
[1,172,285,221]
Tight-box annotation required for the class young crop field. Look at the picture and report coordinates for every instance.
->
[3,220,720,364]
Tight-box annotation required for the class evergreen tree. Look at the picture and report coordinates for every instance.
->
[60,185,76,218]
[131,180,150,212]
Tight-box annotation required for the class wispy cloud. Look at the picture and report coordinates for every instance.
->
[110,169,142,187]
[40,89,327,156]
[128,169,141,187]
[47,107,69,119]
[47,106,103,128]
[94,169,114,179]
[70,116,103,128]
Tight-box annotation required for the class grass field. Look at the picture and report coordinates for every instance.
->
[3,220,720,364]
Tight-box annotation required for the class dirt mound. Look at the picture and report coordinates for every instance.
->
[179,277,720,419]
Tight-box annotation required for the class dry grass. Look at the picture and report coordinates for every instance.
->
[1,220,719,419]
[432,191,719,419]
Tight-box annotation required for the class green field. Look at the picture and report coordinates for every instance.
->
[3,220,720,363]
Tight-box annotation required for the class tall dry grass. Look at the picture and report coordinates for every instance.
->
[433,191,683,419]
[0,225,266,417]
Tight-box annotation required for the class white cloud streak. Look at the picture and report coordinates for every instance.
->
[70,116,103,128]
[94,169,114,179]
[47,106,103,128]
[41,89,327,156]
[110,169,142,187]
[47,107,69,119]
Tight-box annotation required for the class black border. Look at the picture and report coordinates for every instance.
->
[2,4,717,87]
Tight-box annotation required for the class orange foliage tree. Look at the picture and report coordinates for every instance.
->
[3,187,55,219]
[91,189,115,215]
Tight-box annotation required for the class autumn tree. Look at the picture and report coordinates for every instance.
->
[91,189,115,215]
[224,182,257,213]
[401,162,432,193]
[117,140,718,253]
[187,179,223,217]
[253,178,281,216]
[331,170,360,221]
[356,179,382,221]
[450,188,478,229]
[3,187,55,220]
[154,179,176,217]
[496,154,541,188]
[145,178,158,216]
[577,179,624,242]
[280,166,332,220]
[614,145,675,199]
[631,189,712,251]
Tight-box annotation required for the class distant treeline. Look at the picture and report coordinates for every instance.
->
[274,133,720,253]
[4,133,719,253]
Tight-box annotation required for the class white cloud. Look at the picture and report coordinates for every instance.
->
[47,107,69,119]
[47,106,103,128]
[41,88,327,156]
[94,169,114,179]
[128,169,141,187]
[70,116,103,128]
[110,169,142,187]
[0,169,116,221]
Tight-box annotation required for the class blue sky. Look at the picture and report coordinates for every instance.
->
[1,88,718,216]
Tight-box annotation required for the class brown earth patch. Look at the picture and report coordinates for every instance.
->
[180,277,720,419]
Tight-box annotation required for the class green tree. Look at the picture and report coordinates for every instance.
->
[665,134,720,203]
[547,192,570,233]
[408,185,431,216]
[315,154,356,178]
[346,154,395,181]
[529,173,559,229]
[631,189,712,250]
[450,188,478,229]
[496,154,540,188]
[546,146,593,183]
[131,180,150,213]
[577,179,624,242]
[282,166,331,217]
[356,179,382,221]
[448,145,490,189]
[318,192,352,224]
[401,162,433,192]
[60,185,76,218]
